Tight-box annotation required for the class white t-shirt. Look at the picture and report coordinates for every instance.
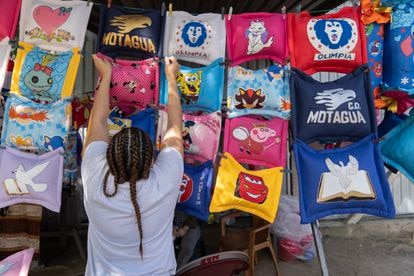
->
[81,141,184,276]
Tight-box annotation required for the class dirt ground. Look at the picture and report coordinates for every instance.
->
[29,225,414,276]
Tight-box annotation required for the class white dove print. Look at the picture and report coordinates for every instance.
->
[325,155,359,192]
[5,161,51,195]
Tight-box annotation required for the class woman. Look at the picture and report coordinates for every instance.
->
[81,54,184,275]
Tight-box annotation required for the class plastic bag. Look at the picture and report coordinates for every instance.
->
[271,195,316,261]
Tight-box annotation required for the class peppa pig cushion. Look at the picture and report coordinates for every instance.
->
[223,116,288,168]
[226,12,288,66]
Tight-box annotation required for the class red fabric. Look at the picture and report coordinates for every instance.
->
[0,0,22,40]
[288,6,367,74]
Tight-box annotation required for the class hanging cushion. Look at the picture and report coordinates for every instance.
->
[381,0,413,6]
[99,54,159,115]
[288,6,367,74]
[107,107,156,142]
[19,0,93,51]
[0,248,34,276]
[383,3,414,94]
[226,64,290,119]
[380,115,414,183]
[160,58,224,113]
[176,161,214,221]
[163,11,225,65]
[71,95,93,130]
[11,42,80,102]
[0,146,64,212]
[223,116,288,168]
[156,108,221,162]
[293,134,395,224]
[226,12,288,66]
[0,0,22,40]
[210,152,283,223]
[63,131,79,186]
[365,23,384,94]
[290,65,377,144]
[0,38,11,91]
[97,5,163,59]
[1,95,71,152]
[378,110,407,138]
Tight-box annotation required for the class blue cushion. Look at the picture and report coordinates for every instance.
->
[176,161,213,221]
[365,23,384,93]
[294,134,395,224]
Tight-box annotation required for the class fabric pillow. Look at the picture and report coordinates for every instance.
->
[19,0,93,51]
[11,42,81,102]
[156,108,221,162]
[290,65,377,144]
[380,115,414,183]
[0,146,64,212]
[382,3,414,94]
[176,161,213,221]
[0,0,22,40]
[160,58,224,113]
[378,110,407,138]
[223,116,288,168]
[288,6,367,74]
[163,11,225,65]
[210,152,283,223]
[99,54,159,115]
[0,38,11,91]
[294,134,395,224]
[1,95,71,152]
[227,64,290,119]
[108,107,156,142]
[0,248,34,276]
[71,95,93,130]
[365,23,384,94]
[226,12,288,66]
[97,5,163,59]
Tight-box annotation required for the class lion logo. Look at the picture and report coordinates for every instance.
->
[181,21,208,47]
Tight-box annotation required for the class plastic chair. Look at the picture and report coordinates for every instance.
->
[175,251,249,276]
[219,211,280,276]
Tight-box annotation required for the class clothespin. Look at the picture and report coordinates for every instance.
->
[107,0,112,8]
[280,169,292,174]
[351,0,358,7]
[295,4,302,14]
[228,6,233,21]
[281,5,286,19]
[168,3,172,16]
[87,0,91,7]
[161,2,166,16]
[221,7,225,20]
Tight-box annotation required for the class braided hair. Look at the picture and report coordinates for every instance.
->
[103,127,154,258]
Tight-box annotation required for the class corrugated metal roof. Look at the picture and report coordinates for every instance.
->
[87,0,349,33]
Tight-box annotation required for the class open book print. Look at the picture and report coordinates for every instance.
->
[317,155,376,202]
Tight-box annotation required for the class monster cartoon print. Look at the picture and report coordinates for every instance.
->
[234,172,268,204]
[245,20,274,55]
[182,121,195,150]
[234,88,266,109]
[177,71,202,104]
[23,55,56,101]
[232,123,280,155]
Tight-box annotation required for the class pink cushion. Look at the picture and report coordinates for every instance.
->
[0,248,34,276]
[0,0,21,40]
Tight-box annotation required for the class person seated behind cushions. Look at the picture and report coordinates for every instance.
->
[81,55,184,275]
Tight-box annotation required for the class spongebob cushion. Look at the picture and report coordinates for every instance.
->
[0,248,34,276]
[101,54,159,115]
[227,64,290,119]
[288,6,367,74]
[1,95,71,151]
[19,0,92,51]
[160,58,224,113]
[226,12,288,66]
[293,134,395,224]
[11,42,80,102]
[0,38,12,91]
[0,0,21,40]
[383,3,414,94]
[97,5,163,59]
[0,146,64,212]
[380,115,414,183]
[156,108,221,162]
[223,116,288,168]
[365,23,384,94]
[210,152,283,223]
[108,107,156,142]
[176,161,213,221]
[163,11,225,65]
[290,65,377,144]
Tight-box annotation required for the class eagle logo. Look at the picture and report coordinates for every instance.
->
[110,15,152,33]
[314,88,356,111]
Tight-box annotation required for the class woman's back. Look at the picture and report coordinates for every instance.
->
[82,141,183,276]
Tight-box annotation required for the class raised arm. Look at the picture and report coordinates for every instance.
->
[84,54,112,149]
[162,56,183,157]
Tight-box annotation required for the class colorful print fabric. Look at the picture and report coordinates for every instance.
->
[163,11,226,65]
[365,23,384,94]
[11,42,80,102]
[227,64,290,119]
